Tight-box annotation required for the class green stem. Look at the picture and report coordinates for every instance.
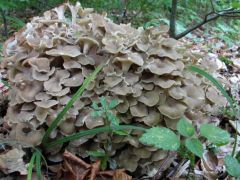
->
[27,151,37,180]
[45,125,146,149]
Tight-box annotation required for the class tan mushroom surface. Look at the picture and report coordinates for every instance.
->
[46,45,81,57]
[1,2,228,177]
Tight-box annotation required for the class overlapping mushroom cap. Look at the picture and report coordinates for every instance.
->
[2,2,227,177]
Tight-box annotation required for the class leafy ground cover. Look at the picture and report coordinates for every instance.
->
[0,0,240,179]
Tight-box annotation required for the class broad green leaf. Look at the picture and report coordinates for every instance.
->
[109,99,119,109]
[185,139,203,158]
[139,127,180,151]
[87,150,106,157]
[224,155,240,177]
[200,124,230,146]
[177,118,195,137]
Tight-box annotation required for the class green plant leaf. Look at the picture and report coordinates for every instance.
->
[200,124,230,146]
[42,65,103,144]
[109,99,119,109]
[27,152,37,180]
[177,118,195,137]
[224,155,240,177]
[139,127,180,151]
[87,150,106,157]
[185,138,203,158]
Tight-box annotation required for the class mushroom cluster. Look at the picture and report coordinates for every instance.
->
[2,2,227,176]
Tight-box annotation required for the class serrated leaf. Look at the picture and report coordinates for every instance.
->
[139,127,180,151]
[177,118,195,137]
[87,150,106,157]
[109,99,119,109]
[224,155,240,177]
[200,124,230,146]
[185,138,203,158]
[100,97,108,109]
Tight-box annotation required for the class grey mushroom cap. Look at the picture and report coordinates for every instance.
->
[46,45,81,57]
[158,97,187,119]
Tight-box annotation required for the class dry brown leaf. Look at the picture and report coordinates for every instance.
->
[113,169,132,180]
[89,160,100,180]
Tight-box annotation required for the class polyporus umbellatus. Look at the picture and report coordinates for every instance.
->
[1,2,228,177]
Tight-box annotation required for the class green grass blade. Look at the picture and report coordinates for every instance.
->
[188,65,235,111]
[35,148,48,178]
[35,151,42,180]
[27,152,37,180]
[46,125,146,149]
[42,65,103,144]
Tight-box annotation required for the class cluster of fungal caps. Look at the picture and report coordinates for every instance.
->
[1,2,226,175]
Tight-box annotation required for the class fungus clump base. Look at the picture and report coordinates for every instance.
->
[2,2,227,176]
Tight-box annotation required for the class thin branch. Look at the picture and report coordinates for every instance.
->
[169,0,240,39]
[172,9,240,39]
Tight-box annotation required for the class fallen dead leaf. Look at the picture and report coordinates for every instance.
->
[201,151,219,180]
[89,160,100,180]
[58,150,132,180]
[113,169,132,180]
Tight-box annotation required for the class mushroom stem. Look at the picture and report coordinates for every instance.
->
[83,42,90,54]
